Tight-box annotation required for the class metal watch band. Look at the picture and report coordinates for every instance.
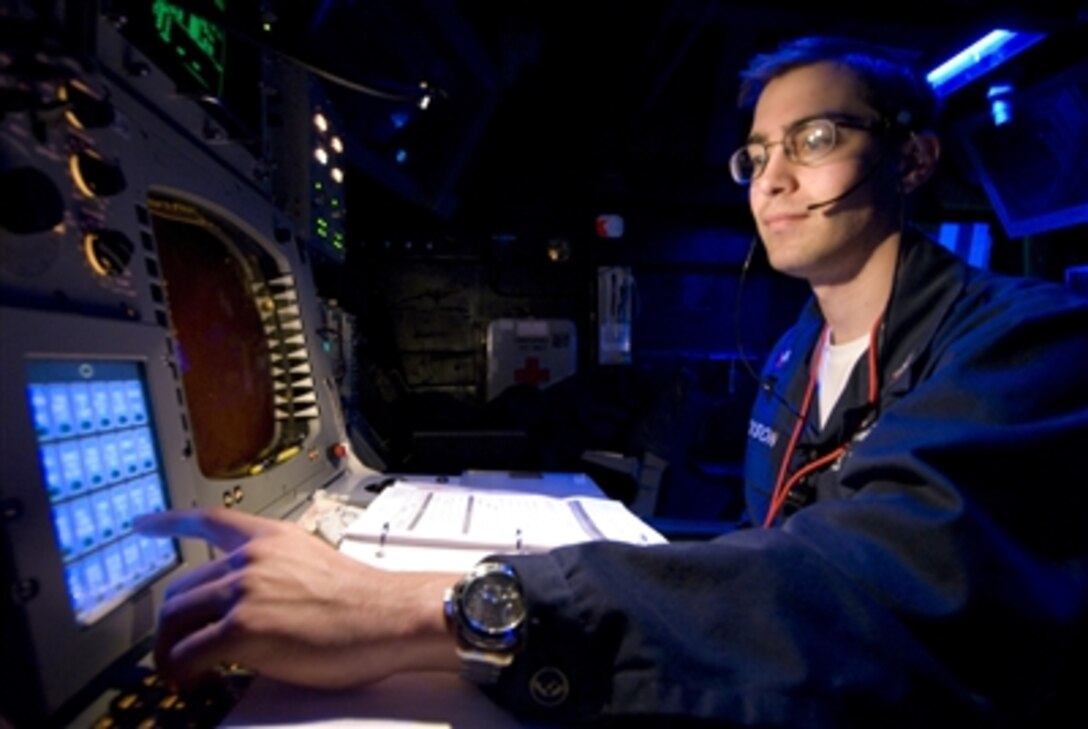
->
[443,561,526,684]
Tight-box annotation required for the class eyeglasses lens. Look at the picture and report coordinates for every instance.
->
[791,120,836,165]
[729,119,842,184]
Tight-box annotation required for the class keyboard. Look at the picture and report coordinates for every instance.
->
[88,663,252,728]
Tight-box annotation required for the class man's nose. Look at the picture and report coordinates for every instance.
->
[753,147,797,197]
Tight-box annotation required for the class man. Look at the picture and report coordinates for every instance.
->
[138,36,1088,726]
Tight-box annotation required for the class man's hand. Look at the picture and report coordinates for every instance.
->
[135,508,459,689]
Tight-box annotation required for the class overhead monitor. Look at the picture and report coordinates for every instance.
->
[113,0,263,148]
[956,59,1088,238]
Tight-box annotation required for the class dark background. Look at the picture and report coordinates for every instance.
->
[111,0,1088,518]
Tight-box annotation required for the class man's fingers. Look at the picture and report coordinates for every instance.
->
[134,508,277,552]
[159,617,240,688]
[161,554,234,602]
[153,570,241,684]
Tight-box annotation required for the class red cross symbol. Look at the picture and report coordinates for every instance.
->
[514,357,551,386]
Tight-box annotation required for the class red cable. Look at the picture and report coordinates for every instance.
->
[762,319,882,526]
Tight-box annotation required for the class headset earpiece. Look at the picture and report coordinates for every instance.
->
[898,131,939,193]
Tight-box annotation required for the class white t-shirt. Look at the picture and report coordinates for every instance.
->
[817,329,870,429]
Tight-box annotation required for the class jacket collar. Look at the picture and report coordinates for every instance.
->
[876,231,967,396]
[783,231,969,408]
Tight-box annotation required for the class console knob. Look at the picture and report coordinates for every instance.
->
[61,79,115,130]
[84,228,136,277]
[71,148,126,197]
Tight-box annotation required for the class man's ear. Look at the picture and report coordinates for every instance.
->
[898,132,940,194]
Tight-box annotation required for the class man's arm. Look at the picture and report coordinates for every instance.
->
[135,508,460,689]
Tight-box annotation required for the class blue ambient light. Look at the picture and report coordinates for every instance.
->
[926,29,1045,98]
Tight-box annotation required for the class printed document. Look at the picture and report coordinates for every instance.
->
[338,480,666,571]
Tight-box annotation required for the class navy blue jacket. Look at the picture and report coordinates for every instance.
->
[497,235,1088,727]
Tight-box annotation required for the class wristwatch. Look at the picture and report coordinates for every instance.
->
[443,560,527,684]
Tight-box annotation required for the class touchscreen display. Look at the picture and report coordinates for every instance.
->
[25,359,180,626]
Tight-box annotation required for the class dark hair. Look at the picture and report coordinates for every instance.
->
[737,36,940,133]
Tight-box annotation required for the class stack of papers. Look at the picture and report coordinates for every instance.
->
[338,480,667,572]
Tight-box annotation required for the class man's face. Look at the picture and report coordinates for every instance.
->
[748,62,898,285]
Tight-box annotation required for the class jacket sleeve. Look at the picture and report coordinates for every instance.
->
[490,284,1088,727]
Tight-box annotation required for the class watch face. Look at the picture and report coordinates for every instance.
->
[462,567,526,636]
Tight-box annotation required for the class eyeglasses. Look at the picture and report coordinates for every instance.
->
[729,115,884,185]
